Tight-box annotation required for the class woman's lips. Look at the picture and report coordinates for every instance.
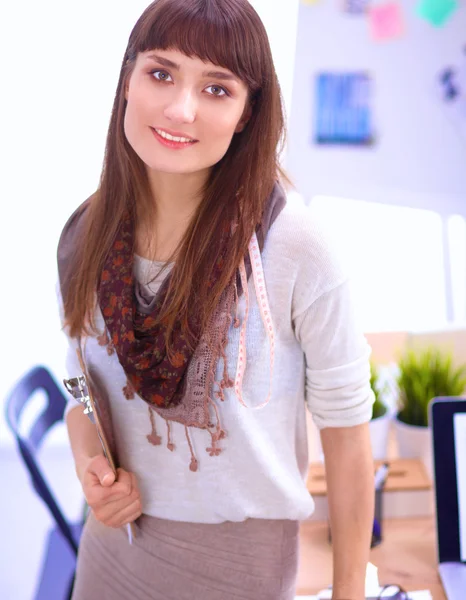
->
[150,127,198,150]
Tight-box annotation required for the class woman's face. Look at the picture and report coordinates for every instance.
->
[124,48,251,175]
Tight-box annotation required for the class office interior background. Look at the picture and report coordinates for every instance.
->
[1,0,465,598]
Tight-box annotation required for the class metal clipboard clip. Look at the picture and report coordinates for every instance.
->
[63,375,95,421]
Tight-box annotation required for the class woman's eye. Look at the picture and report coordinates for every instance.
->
[150,71,229,98]
[206,85,228,97]
[151,69,172,82]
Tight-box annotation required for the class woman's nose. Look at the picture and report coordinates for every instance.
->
[164,89,196,124]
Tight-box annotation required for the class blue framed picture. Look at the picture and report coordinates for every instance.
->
[343,0,371,14]
[314,72,374,145]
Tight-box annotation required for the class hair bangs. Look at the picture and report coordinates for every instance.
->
[128,0,265,92]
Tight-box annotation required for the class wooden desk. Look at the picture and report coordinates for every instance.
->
[296,517,446,600]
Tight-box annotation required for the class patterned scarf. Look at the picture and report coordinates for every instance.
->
[60,182,286,471]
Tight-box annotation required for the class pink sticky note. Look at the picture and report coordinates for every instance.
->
[369,2,404,41]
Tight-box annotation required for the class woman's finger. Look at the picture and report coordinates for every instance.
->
[105,498,143,529]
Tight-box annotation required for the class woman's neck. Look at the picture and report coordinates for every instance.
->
[146,167,209,221]
[136,168,209,262]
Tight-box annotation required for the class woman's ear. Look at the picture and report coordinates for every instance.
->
[235,102,253,134]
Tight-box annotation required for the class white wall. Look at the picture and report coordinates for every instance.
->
[0,0,300,446]
[286,0,466,216]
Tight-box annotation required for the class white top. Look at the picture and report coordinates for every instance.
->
[58,195,374,524]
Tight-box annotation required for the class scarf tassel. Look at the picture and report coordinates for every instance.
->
[146,406,162,446]
[97,328,115,356]
[166,419,175,452]
[205,395,226,458]
[146,409,197,469]
[123,377,135,400]
[215,346,234,400]
[185,427,198,472]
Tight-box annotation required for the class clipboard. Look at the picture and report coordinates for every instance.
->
[63,345,136,544]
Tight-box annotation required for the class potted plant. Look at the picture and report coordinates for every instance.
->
[369,362,391,459]
[394,345,466,476]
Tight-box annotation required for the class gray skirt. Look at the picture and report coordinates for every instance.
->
[71,512,300,600]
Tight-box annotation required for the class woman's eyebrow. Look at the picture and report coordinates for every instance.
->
[145,54,240,83]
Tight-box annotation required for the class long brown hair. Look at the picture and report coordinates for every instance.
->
[64,0,293,351]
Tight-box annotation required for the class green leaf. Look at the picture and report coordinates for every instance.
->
[396,346,466,427]
[370,361,388,419]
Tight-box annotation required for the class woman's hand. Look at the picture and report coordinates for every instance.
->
[80,455,143,528]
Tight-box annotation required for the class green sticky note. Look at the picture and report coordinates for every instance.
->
[416,0,458,27]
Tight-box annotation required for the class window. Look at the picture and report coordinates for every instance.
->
[308,195,457,332]
[448,215,466,324]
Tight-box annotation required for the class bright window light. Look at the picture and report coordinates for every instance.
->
[308,196,448,332]
[448,215,466,323]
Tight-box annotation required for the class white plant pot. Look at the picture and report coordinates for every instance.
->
[369,412,391,460]
[393,415,433,479]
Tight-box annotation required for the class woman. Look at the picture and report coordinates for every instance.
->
[57,1,375,599]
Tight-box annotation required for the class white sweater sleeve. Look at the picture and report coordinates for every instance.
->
[294,278,375,430]
[55,278,84,418]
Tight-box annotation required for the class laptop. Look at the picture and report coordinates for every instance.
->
[430,397,466,599]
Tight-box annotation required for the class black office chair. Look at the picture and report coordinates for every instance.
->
[5,365,84,600]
